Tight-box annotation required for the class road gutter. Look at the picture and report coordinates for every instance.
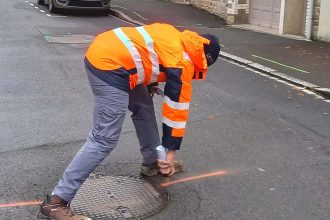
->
[110,8,330,100]
[219,52,330,99]
[110,9,144,26]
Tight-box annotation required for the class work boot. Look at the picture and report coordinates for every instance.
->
[40,194,90,220]
[158,160,184,176]
[141,161,183,177]
[141,162,159,177]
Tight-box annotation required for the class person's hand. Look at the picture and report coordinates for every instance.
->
[158,150,176,176]
[147,82,159,96]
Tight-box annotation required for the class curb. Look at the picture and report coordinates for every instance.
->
[313,88,330,98]
[110,8,330,100]
[110,9,145,26]
[219,52,330,99]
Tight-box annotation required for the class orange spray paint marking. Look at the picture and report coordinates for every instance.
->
[161,170,227,187]
[0,200,42,208]
[0,171,227,208]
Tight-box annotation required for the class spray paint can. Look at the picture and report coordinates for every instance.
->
[156,145,166,161]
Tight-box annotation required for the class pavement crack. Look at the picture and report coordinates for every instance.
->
[0,139,86,155]
[277,112,330,141]
[0,130,137,155]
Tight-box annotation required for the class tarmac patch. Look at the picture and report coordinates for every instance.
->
[44,35,94,44]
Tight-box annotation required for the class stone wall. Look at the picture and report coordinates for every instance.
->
[312,0,321,40]
[188,0,249,24]
[189,0,228,19]
[172,0,324,40]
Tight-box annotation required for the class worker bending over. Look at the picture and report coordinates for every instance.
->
[40,23,220,220]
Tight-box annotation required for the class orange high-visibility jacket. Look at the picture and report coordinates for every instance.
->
[85,23,210,150]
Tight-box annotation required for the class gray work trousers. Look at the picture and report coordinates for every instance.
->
[52,69,160,202]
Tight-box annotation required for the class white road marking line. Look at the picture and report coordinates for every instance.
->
[220,52,329,103]
[132,11,148,21]
[26,0,67,18]
[302,89,315,95]
[112,5,128,10]
[221,51,253,65]
[275,79,292,86]
[221,58,327,102]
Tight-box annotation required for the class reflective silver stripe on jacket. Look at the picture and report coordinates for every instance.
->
[136,26,160,83]
[162,116,187,129]
[183,51,192,62]
[164,96,190,110]
[113,28,145,84]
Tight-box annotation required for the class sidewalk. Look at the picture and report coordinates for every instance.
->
[111,0,330,98]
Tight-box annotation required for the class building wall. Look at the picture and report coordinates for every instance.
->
[317,0,330,41]
[312,0,321,40]
[282,0,307,36]
[189,0,249,24]
[172,0,327,41]
[189,0,228,19]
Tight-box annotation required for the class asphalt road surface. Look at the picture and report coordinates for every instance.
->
[0,0,329,219]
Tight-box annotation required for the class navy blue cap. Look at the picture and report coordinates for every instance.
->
[201,34,220,66]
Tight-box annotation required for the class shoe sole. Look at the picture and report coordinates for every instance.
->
[141,161,184,177]
[141,169,159,177]
[35,210,51,219]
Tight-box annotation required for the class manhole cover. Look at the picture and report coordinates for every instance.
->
[71,175,168,220]
[44,35,94,44]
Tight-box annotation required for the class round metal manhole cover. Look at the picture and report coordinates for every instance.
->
[70,175,168,220]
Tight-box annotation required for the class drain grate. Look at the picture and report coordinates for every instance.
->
[70,175,168,220]
[44,35,94,44]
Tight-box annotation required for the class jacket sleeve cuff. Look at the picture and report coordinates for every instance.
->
[162,123,183,151]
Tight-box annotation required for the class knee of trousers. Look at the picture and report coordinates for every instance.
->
[88,130,120,153]
[129,102,155,117]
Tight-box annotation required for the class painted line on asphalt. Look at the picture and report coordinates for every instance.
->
[220,51,330,101]
[0,200,42,208]
[161,170,227,187]
[221,57,327,101]
[132,11,148,21]
[25,0,67,18]
[0,171,226,207]
[112,5,128,10]
[252,54,310,74]
[110,9,144,26]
